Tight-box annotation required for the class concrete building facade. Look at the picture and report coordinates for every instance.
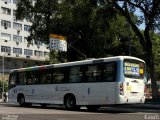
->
[0,0,50,81]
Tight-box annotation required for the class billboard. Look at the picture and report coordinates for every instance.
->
[49,34,67,52]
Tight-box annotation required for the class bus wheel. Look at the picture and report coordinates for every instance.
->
[19,96,25,107]
[64,95,78,110]
[87,105,100,111]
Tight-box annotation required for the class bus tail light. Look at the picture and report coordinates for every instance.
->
[120,83,124,95]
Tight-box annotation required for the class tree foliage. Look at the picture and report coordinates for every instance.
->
[0,80,8,92]
[16,0,141,60]
[99,0,160,98]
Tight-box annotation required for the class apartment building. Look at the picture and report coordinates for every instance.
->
[0,0,50,81]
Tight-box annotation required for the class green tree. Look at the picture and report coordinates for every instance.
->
[99,0,160,98]
[105,13,144,56]
[16,0,146,61]
[153,34,160,80]
[16,0,119,61]
[16,0,59,42]
[52,0,118,60]
[0,80,8,92]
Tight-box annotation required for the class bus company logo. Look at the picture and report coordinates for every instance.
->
[55,86,70,92]
[144,114,160,120]
[1,114,18,120]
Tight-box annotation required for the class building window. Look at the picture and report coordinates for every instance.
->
[1,33,11,41]
[24,37,28,44]
[25,15,32,22]
[34,50,43,57]
[13,10,16,16]
[13,35,22,43]
[13,47,22,54]
[13,22,22,30]
[44,52,49,58]
[11,61,19,69]
[1,20,11,29]
[24,49,33,56]
[1,7,11,15]
[13,0,18,4]
[1,46,11,53]
[13,10,16,20]
[1,0,11,3]
[24,25,31,32]
[35,40,42,46]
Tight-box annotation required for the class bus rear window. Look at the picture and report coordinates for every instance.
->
[124,59,145,79]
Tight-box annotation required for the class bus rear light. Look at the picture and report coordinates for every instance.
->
[120,83,124,95]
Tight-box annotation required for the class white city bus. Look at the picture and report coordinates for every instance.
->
[8,56,146,110]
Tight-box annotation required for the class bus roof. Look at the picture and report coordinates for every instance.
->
[10,56,145,73]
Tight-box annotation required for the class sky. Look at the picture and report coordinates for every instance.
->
[135,9,145,30]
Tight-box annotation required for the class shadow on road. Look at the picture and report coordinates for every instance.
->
[1,103,160,113]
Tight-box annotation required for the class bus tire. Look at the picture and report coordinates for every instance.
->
[64,95,79,110]
[87,105,100,111]
[19,96,25,107]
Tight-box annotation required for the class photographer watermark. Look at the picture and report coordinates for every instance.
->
[144,114,160,120]
[1,114,18,120]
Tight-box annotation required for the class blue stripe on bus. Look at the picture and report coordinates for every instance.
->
[116,60,125,82]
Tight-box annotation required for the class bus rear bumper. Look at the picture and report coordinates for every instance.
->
[117,96,145,104]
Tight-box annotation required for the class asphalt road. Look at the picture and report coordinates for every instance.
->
[0,103,160,120]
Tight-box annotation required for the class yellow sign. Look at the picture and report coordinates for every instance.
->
[49,34,67,51]
[140,69,144,74]
[50,34,66,41]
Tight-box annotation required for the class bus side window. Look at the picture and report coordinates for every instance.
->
[81,64,103,82]
[18,72,27,85]
[9,73,18,88]
[93,64,103,81]
[40,70,52,84]
[26,71,38,84]
[104,62,117,82]
[87,65,97,82]
[53,68,64,83]
[80,66,88,82]
[26,72,32,84]
[69,67,80,83]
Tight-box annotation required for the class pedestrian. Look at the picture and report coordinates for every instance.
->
[3,91,7,102]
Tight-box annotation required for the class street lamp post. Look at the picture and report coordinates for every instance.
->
[2,54,5,102]
[1,51,10,102]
